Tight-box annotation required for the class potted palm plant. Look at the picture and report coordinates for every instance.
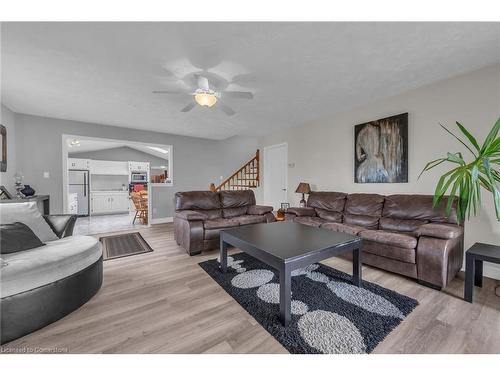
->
[419,119,500,222]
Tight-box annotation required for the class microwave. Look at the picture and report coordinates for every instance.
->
[131,172,148,183]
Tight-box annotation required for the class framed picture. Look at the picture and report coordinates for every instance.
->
[0,185,12,200]
[0,124,6,172]
[354,113,408,183]
[280,202,290,211]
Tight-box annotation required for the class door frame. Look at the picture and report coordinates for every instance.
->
[263,142,288,208]
[62,134,173,226]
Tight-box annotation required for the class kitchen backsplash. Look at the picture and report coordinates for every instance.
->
[91,175,129,191]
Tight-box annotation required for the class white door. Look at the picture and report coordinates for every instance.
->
[263,143,288,210]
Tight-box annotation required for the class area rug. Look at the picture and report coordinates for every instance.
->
[99,232,153,260]
[199,252,418,354]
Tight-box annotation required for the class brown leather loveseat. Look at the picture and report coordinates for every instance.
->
[287,192,464,289]
[174,190,275,255]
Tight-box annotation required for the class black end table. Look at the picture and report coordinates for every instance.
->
[464,242,500,303]
[219,221,363,326]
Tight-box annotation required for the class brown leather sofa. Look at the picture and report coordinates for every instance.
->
[287,192,464,289]
[174,190,275,255]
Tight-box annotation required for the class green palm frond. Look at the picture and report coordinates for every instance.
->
[419,118,500,222]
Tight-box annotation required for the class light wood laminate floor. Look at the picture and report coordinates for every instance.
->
[2,223,500,354]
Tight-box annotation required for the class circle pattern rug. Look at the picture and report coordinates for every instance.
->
[199,252,418,354]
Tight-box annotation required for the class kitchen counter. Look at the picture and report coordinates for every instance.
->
[91,190,129,193]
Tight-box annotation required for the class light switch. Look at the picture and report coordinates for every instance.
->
[43,172,50,178]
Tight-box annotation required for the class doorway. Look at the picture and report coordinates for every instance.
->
[61,134,173,235]
[263,143,288,210]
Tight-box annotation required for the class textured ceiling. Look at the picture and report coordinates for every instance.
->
[2,22,499,140]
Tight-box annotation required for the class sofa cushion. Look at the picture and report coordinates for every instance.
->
[219,190,256,208]
[0,202,58,242]
[345,193,385,216]
[234,215,267,226]
[0,235,102,298]
[203,218,240,230]
[343,213,379,229]
[321,222,365,236]
[223,206,248,218]
[415,223,463,239]
[175,210,208,221]
[247,205,273,215]
[382,194,458,224]
[287,207,316,217]
[379,217,428,232]
[362,240,416,264]
[175,191,221,211]
[294,216,326,227]
[307,192,346,212]
[0,222,45,254]
[360,229,417,249]
[315,208,343,223]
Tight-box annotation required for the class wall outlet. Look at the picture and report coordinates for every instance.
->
[43,171,50,178]
[153,208,157,214]
[220,175,224,181]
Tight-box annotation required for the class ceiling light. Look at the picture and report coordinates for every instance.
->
[69,139,80,147]
[147,146,168,154]
[194,92,217,107]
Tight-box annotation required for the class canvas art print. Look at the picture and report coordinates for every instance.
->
[354,113,408,183]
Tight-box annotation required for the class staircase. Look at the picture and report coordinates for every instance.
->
[209,150,260,192]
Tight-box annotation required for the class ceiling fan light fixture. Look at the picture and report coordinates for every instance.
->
[194,92,217,107]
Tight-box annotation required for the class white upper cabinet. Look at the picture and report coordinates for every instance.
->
[68,158,90,170]
[89,160,129,175]
[129,161,150,172]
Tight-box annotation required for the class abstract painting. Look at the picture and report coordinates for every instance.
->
[354,113,408,183]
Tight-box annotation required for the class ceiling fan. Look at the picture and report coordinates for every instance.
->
[153,74,253,116]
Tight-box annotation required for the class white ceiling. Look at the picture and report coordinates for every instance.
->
[2,22,499,140]
[66,138,169,159]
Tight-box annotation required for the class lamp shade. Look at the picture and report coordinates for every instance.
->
[295,182,311,194]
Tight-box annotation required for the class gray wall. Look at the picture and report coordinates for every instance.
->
[13,113,257,218]
[0,104,17,193]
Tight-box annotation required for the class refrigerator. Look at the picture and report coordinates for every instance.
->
[68,170,90,216]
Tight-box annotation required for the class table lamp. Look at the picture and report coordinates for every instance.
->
[295,182,311,207]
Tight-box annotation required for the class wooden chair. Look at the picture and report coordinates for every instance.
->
[130,192,148,224]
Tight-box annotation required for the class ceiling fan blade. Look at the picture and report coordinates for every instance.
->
[153,90,192,95]
[220,91,254,99]
[217,101,236,116]
[195,74,210,90]
[180,102,196,112]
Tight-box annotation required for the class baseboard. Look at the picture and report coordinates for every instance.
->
[461,263,500,281]
[150,217,173,225]
[483,263,500,281]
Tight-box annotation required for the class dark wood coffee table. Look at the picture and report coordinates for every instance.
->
[464,242,500,303]
[219,221,363,326]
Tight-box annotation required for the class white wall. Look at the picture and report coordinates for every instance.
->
[259,64,500,279]
[0,104,16,192]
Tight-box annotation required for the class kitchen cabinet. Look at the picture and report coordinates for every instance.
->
[90,160,129,175]
[68,158,90,170]
[129,161,150,172]
[90,191,130,214]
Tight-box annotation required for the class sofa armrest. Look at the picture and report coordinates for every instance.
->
[43,215,77,239]
[416,236,463,288]
[415,223,463,239]
[247,205,273,215]
[175,210,208,221]
[287,207,316,217]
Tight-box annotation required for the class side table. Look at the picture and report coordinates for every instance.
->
[464,242,500,303]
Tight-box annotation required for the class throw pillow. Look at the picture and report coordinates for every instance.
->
[0,222,45,254]
[0,202,58,242]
